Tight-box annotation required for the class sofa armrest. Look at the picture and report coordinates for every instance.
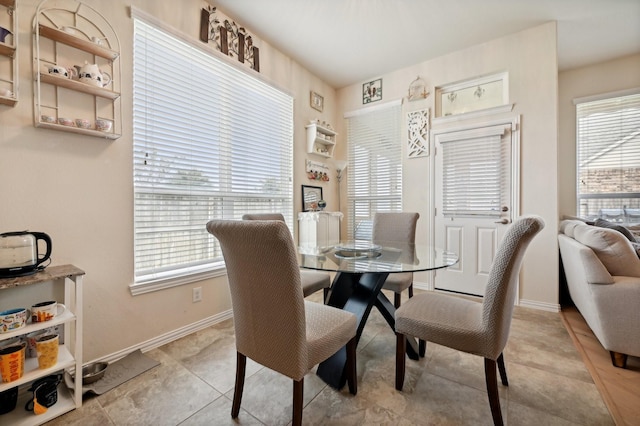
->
[590,276,640,357]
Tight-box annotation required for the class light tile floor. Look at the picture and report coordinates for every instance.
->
[46,291,613,425]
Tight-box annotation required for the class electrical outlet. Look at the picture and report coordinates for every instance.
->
[192,287,202,303]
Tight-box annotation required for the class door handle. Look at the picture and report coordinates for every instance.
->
[494,218,510,224]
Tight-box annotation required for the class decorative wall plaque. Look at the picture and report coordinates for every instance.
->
[199,6,260,72]
[407,109,429,158]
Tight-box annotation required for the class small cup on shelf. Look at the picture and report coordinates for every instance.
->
[58,117,75,127]
[35,334,59,370]
[75,118,91,129]
[0,342,26,382]
[95,118,113,132]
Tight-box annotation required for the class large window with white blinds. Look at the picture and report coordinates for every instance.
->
[576,91,640,225]
[132,16,293,290]
[346,103,402,240]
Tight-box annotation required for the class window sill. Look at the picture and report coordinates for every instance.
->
[130,263,226,296]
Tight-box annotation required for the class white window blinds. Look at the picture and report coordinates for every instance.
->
[576,92,640,225]
[133,17,293,286]
[346,103,402,239]
[439,125,510,217]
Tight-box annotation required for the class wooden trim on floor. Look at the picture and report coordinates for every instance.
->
[560,307,635,426]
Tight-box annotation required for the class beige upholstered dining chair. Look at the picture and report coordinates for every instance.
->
[242,213,332,301]
[394,215,544,426]
[206,219,357,425]
[372,212,420,308]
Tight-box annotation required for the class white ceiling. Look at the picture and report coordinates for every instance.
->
[212,0,640,89]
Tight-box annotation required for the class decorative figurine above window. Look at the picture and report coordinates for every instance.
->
[408,76,429,101]
[199,6,260,72]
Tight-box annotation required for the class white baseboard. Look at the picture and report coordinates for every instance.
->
[84,309,233,366]
[518,299,560,312]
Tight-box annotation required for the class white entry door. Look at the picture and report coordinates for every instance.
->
[433,120,518,296]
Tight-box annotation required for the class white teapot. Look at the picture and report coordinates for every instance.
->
[74,62,111,88]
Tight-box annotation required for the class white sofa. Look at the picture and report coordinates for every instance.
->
[558,219,640,368]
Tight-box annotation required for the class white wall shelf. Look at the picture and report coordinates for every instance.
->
[0,0,18,107]
[306,122,337,158]
[32,0,121,139]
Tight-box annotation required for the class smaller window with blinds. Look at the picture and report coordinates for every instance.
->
[575,91,640,226]
[345,102,403,240]
[439,125,511,218]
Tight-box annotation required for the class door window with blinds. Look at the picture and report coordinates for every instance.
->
[132,15,293,290]
[576,91,640,225]
[439,125,510,218]
[346,103,402,240]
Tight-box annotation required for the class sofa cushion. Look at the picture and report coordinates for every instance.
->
[594,218,637,243]
[573,225,640,277]
[559,220,587,238]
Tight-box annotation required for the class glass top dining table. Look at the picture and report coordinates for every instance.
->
[299,240,458,274]
[298,240,458,389]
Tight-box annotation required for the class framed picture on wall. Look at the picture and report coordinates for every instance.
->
[310,91,324,112]
[302,185,323,211]
[363,78,382,104]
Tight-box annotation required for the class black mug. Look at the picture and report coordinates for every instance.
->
[24,374,62,412]
[0,386,18,415]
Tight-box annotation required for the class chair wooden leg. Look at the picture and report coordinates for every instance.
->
[484,358,504,426]
[418,339,426,357]
[497,353,508,386]
[394,292,401,308]
[346,336,358,395]
[408,283,414,298]
[395,332,406,390]
[323,287,329,304]
[610,351,628,368]
[292,378,303,426]
[231,352,246,418]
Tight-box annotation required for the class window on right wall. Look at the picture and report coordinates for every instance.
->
[575,91,640,226]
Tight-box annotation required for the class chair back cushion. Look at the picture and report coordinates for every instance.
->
[372,212,420,244]
[206,220,308,376]
[242,213,286,222]
[482,215,545,358]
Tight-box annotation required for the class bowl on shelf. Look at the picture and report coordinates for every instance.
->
[75,118,91,129]
[41,115,56,124]
[80,362,108,384]
[95,119,113,132]
[58,117,75,127]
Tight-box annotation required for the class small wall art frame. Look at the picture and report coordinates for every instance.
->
[310,91,324,112]
[302,185,323,211]
[363,78,382,104]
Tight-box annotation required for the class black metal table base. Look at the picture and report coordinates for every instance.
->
[316,272,419,389]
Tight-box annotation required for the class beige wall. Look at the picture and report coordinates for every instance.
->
[558,53,640,219]
[336,22,560,309]
[0,0,338,362]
